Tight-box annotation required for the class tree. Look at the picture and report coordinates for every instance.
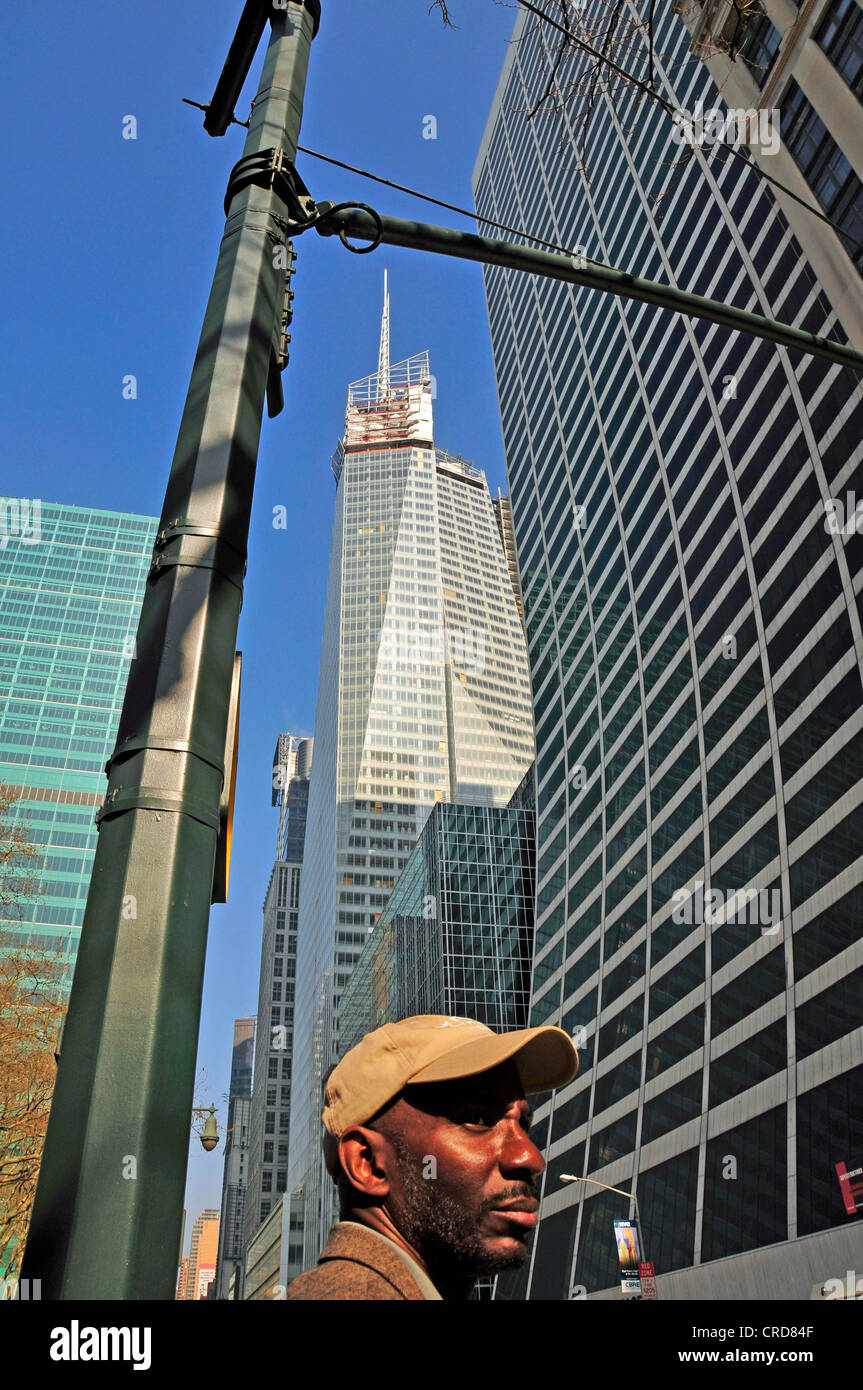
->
[0,946,67,1283]
[0,783,42,924]
[0,784,59,1286]
[429,1,770,174]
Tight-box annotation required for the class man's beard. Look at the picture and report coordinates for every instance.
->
[389,1139,532,1278]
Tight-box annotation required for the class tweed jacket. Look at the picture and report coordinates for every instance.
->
[285,1221,432,1300]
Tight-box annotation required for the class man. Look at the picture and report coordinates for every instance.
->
[286,1014,577,1301]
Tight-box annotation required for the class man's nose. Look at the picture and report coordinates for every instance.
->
[499,1120,545,1178]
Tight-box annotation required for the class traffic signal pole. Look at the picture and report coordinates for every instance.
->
[21,0,321,1300]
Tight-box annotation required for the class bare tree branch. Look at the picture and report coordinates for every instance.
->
[429,0,458,27]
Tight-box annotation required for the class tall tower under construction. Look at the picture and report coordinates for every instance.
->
[287,279,536,1265]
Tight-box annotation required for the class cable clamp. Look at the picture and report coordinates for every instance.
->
[224,147,317,229]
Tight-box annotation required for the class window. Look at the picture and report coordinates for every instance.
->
[641,1072,702,1145]
[781,80,863,274]
[738,6,782,86]
[796,965,863,1059]
[702,1106,787,1258]
[709,1019,787,1106]
[711,949,785,1038]
[637,1149,698,1276]
[797,1062,863,1235]
[816,0,863,100]
[647,1005,705,1080]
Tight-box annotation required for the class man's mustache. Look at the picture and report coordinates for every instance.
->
[481,1182,538,1212]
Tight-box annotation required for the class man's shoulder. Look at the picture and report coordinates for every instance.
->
[284,1259,407,1301]
[285,1222,425,1301]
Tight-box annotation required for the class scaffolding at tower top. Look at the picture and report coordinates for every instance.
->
[343,350,434,453]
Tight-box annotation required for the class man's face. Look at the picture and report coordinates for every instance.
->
[375,1059,545,1279]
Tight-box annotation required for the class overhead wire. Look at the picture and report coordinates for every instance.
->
[515,0,863,258]
[296,144,598,260]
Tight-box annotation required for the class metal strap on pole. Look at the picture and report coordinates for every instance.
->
[148,521,248,593]
[95,787,222,831]
[105,735,227,779]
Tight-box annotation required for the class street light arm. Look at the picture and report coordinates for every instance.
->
[314,205,863,373]
[561,1174,637,1205]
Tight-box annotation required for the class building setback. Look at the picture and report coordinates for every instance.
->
[473,0,863,1300]
[214,1016,255,1300]
[0,500,157,983]
[287,284,536,1268]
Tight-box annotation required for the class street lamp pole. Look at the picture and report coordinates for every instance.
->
[20,0,321,1301]
[561,1173,647,1295]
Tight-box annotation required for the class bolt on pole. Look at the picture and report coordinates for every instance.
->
[20,0,321,1300]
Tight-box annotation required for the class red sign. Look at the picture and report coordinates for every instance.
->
[835,1162,863,1215]
[638,1261,659,1300]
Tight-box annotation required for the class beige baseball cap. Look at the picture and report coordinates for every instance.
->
[322,1014,578,1175]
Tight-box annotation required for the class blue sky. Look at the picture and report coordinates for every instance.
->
[0,0,521,1245]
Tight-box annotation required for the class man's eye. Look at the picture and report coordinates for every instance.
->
[460,1109,493,1126]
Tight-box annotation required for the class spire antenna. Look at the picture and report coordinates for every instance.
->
[377,269,390,400]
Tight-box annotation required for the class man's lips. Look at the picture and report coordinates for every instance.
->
[488,1199,539,1229]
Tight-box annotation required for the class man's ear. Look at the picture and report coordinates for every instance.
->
[338,1125,391,1201]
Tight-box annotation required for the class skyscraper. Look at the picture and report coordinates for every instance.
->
[214,1016,255,1300]
[0,500,157,983]
[473,1,863,1299]
[184,1208,220,1302]
[681,0,863,312]
[245,736,312,1249]
[287,283,536,1266]
[340,795,537,1054]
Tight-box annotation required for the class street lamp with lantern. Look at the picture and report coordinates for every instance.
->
[192,1104,220,1154]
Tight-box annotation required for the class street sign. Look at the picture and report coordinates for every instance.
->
[638,1261,659,1300]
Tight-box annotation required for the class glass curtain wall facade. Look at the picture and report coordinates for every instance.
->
[0,500,157,982]
[288,336,536,1268]
[474,1,863,1299]
[245,735,312,1257]
[340,799,536,1053]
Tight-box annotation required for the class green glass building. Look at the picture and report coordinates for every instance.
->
[340,796,536,1056]
[0,500,157,984]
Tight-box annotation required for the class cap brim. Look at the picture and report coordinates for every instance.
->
[405,1024,577,1094]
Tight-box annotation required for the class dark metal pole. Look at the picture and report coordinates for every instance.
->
[316,206,863,373]
[21,0,321,1300]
